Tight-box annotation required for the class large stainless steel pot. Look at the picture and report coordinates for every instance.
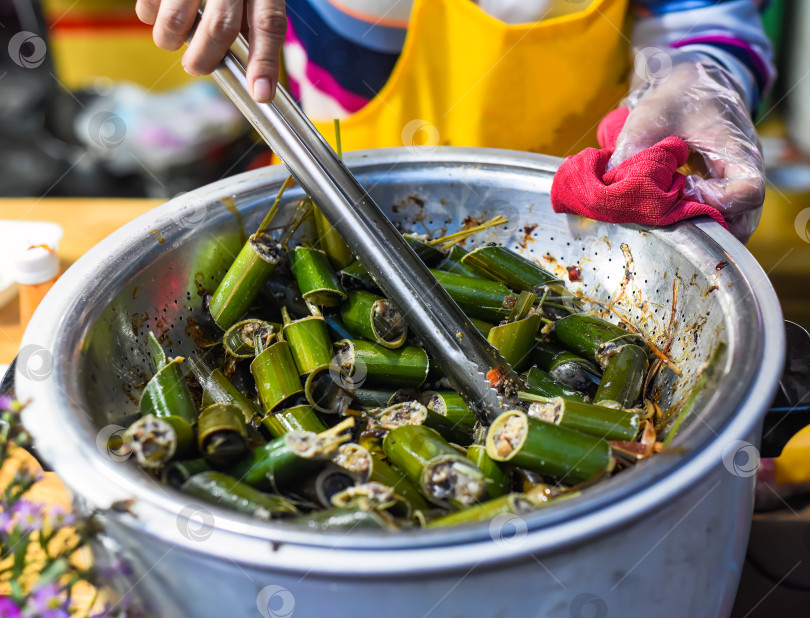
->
[15,148,785,617]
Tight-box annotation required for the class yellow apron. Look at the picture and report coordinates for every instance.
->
[302,0,630,157]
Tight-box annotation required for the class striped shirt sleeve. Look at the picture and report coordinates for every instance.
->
[284,0,406,118]
[631,1,776,111]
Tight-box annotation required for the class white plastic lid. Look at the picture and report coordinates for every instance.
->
[13,245,59,285]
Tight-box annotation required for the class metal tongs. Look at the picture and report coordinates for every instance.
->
[202,28,520,422]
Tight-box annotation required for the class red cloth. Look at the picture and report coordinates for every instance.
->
[551,108,727,229]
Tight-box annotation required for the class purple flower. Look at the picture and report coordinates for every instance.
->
[0,596,22,618]
[0,511,14,535]
[44,506,75,530]
[97,555,133,580]
[12,500,43,533]
[25,584,69,618]
[0,395,12,411]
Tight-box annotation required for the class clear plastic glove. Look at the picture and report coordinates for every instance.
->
[608,48,765,242]
[135,0,286,103]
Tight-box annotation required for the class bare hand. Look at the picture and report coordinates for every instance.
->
[136,0,287,102]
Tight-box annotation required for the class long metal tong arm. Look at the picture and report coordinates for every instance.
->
[203,27,519,422]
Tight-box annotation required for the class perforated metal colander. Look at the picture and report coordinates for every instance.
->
[15,148,784,617]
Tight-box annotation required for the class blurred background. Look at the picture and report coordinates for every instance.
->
[0,2,809,615]
[0,0,260,199]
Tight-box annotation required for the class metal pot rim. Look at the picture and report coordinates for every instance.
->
[16,147,784,576]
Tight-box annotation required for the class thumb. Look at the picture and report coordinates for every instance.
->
[247,0,287,102]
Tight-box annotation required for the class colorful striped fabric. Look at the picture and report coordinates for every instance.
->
[283,0,774,118]
[633,0,769,15]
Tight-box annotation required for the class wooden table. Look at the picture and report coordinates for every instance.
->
[0,198,162,364]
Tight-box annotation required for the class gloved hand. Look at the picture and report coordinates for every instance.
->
[609,48,765,242]
[135,0,286,103]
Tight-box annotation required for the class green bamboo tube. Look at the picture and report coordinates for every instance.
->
[208,232,284,330]
[304,364,354,414]
[426,357,445,383]
[262,276,310,319]
[531,340,601,392]
[332,442,373,482]
[313,205,354,269]
[339,260,376,288]
[336,339,429,388]
[351,388,399,408]
[250,339,303,413]
[295,507,395,531]
[181,471,299,519]
[340,290,408,349]
[289,246,346,307]
[486,410,615,485]
[368,453,432,512]
[423,392,477,430]
[330,482,398,512]
[428,269,516,322]
[161,458,210,488]
[197,403,249,467]
[369,400,429,430]
[594,344,649,409]
[527,397,640,442]
[294,464,358,508]
[339,236,446,290]
[438,245,490,279]
[553,314,646,369]
[466,444,510,499]
[522,367,590,403]
[222,319,277,359]
[402,233,446,265]
[469,317,494,338]
[226,419,354,491]
[140,332,197,424]
[188,355,262,425]
[386,388,423,405]
[460,245,568,297]
[427,494,534,528]
[383,425,486,509]
[124,413,195,470]
[282,309,334,376]
[261,404,327,438]
[487,313,542,370]
[422,392,477,446]
[333,483,417,521]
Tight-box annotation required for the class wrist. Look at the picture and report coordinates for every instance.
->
[673,45,759,113]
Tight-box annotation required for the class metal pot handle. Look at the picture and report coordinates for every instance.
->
[760,321,810,457]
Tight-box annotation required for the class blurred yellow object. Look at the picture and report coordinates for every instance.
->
[754,180,810,484]
[747,185,810,332]
[774,425,810,485]
[305,0,629,157]
[44,0,192,91]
